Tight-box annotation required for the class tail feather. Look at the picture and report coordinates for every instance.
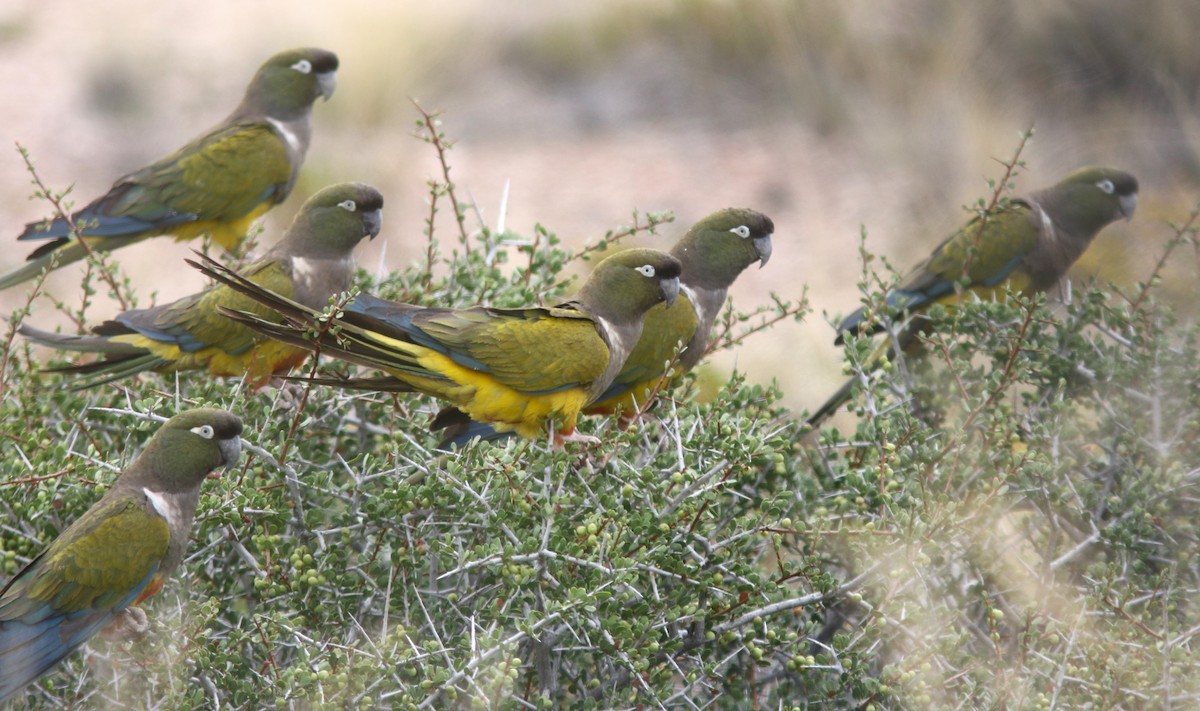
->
[0,244,85,292]
[194,254,439,381]
[18,323,145,356]
[0,233,145,292]
[19,323,168,390]
[0,259,54,293]
[283,373,415,393]
[430,408,513,449]
[49,354,170,391]
[834,290,937,345]
[0,610,115,703]
[809,329,919,428]
[216,306,419,377]
[806,376,856,428]
[194,253,457,395]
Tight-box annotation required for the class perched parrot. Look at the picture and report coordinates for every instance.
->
[0,47,339,291]
[18,183,382,389]
[433,208,775,447]
[808,166,1139,426]
[0,408,242,703]
[194,248,683,445]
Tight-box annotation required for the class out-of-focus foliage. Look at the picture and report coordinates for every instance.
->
[806,200,1200,708]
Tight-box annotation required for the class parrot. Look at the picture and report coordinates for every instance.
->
[808,166,1139,426]
[0,408,242,703]
[433,207,775,447]
[193,248,683,445]
[18,183,383,389]
[0,47,339,291]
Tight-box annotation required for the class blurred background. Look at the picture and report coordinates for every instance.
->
[1,0,1197,417]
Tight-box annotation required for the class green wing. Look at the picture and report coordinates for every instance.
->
[618,297,699,385]
[108,122,293,223]
[170,259,297,353]
[109,258,296,356]
[0,498,169,619]
[902,201,1041,297]
[405,306,612,394]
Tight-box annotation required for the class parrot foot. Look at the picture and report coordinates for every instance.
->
[100,606,150,643]
[552,430,601,448]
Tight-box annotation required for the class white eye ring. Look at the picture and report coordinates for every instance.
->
[730,225,751,238]
[635,265,657,277]
[1097,179,1115,194]
[338,199,357,212]
[291,59,313,74]
[190,424,215,440]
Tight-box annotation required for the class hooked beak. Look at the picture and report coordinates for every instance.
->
[363,209,383,240]
[754,234,773,268]
[218,436,243,471]
[661,276,680,308]
[1118,193,1137,221]
[317,71,337,101]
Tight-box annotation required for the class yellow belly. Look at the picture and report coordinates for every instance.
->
[379,342,591,440]
[930,271,1035,311]
[165,201,273,252]
[115,336,310,389]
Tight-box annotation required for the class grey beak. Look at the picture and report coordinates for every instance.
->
[218,436,243,470]
[1119,193,1137,220]
[363,209,383,240]
[754,235,773,268]
[318,72,337,101]
[661,276,680,308]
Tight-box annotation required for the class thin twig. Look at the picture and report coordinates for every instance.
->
[411,99,469,250]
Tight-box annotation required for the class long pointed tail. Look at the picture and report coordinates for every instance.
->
[18,323,168,390]
[18,323,144,355]
[191,253,424,377]
[0,609,116,703]
[0,232,146,292]
[0,242,86,292]
[429,407,513,449]
[806,376,857,428]
[284,373,415,393]
[808,328,919,428]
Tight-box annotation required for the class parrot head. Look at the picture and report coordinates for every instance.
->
[129,409,243,492]
[577,248,683,322]
[672,208,775,290]
[286,182,385,257]
[1041,166,1139,236]
[244,47,340,118]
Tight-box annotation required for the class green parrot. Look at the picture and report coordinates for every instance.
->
[17,183,382,389]
[433,208,775,447]
[808,166,1139,426]
[0,408,242,703]
[194,248,683,445]
[0,47,339,291]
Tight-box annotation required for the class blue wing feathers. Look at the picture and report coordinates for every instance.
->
[0,567,154,702]
[346,296,496,373]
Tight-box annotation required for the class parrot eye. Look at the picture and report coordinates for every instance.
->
[291,59,314,75]
[190,425,215,440]
[635,265,657,277]
[730,225,751,238]
[338,200,357,212]
[1097,179,1115,194]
